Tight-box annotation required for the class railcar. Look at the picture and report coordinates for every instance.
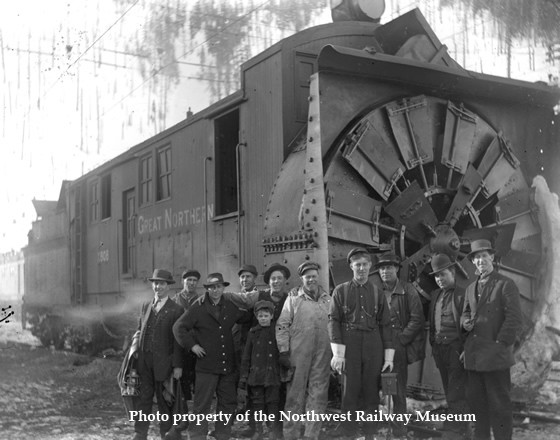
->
[23,2,560,397]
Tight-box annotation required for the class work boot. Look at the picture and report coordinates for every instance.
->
[163,426,182,440]
[250,422,263,440]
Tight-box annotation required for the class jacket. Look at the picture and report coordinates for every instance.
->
[132,298,184,382]
[383,280,425,364]
[429,284,466,345]
[240,324,281,387]
[172,293,250,375]
[460,270,522,371]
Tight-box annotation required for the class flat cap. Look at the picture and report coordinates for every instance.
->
[238,264,258,277]
[182,269,201,280]
[254,300,275,315]
[347,247,370,264]
[297,261,320,277]
[374,252,401,268]
[263,263,291,284]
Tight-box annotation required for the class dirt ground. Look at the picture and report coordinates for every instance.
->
[2,321,560,440]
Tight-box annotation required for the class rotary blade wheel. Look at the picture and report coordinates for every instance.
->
[324,95,542,332]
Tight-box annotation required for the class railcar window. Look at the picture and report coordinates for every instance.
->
[214,109,239,216]
[140,154,153,205]
[156,146,172,201]
[101,174,111,219]
[90,181,99,223]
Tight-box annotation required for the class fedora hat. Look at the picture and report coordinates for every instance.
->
[238,264,258,277]
[263,264,291,284]
[347,247,371,264]
[203,273,230,288]
[297,261,320,277]
[182,269,201,280]
[467,239,497,259]
[429,254,456,275]
[148,269,175,284]
[374,252,401,268]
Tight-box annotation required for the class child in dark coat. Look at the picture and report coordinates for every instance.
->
[239,300,281,440]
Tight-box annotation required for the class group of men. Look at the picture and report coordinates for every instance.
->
[129,238,522,440]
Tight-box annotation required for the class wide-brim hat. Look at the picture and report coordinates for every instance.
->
[263,264,291,284]
[467,239,497,259]
[374,252,401,268]
[297,261,320,277]
[429,254,456,275]
[238,264,258,277]
[254,300,275,315]
[182,269,201,280]
[148,269,175,284]
[347,247,371,264]
[203,273,230,288]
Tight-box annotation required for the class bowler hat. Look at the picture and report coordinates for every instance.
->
[254,300,275,315]
[374,253,401,268]
[467,239,497,259]
[347,247,371,265]
[429,254,456,275]
[203,273,230,288]
[297,261,320,277]
[148,269,176,284]
[238,264,258,277]
[182,269,201,280]
[263,264,291,284]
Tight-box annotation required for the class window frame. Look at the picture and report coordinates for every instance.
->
[90,180,99,223]
[139,153,153,207]
[156,145,172,202]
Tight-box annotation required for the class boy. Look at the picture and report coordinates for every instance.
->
[239,300,282,440]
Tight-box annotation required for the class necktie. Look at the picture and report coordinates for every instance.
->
[153,298,160,313]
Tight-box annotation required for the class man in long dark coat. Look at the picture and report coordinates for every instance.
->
[461,239,522,440]
[130,269,184,440]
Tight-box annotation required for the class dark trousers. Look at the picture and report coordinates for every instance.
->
[391,338,408,436]
[135,351,173,437]
[432,340,469,433]
[249,384,280,431]
[466,369,513,440]
[340,328,384,436]
[188,370,238,440]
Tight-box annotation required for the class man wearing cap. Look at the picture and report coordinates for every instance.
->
[171,268,201,310]
[329,248,394,440]
[460,240,522,440]
[276,261,331,440]
[172,273,251,440]
[130,269,185,440]
[428,254,469,438]
[374,252,425,438]
[165,268,202,439]
[233,264,260,364]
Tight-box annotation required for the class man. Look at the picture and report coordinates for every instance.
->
[171,268,201,309]
[173,273,250,440]
[233,264,260,366]
[232,264,261,437]
[460,239,522,440]
[428,254,469,438]
[165,268,201,440]
[375,252,425,438]
[276,261,331,440]
[329,248,395,440]
[130,269,184,440]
